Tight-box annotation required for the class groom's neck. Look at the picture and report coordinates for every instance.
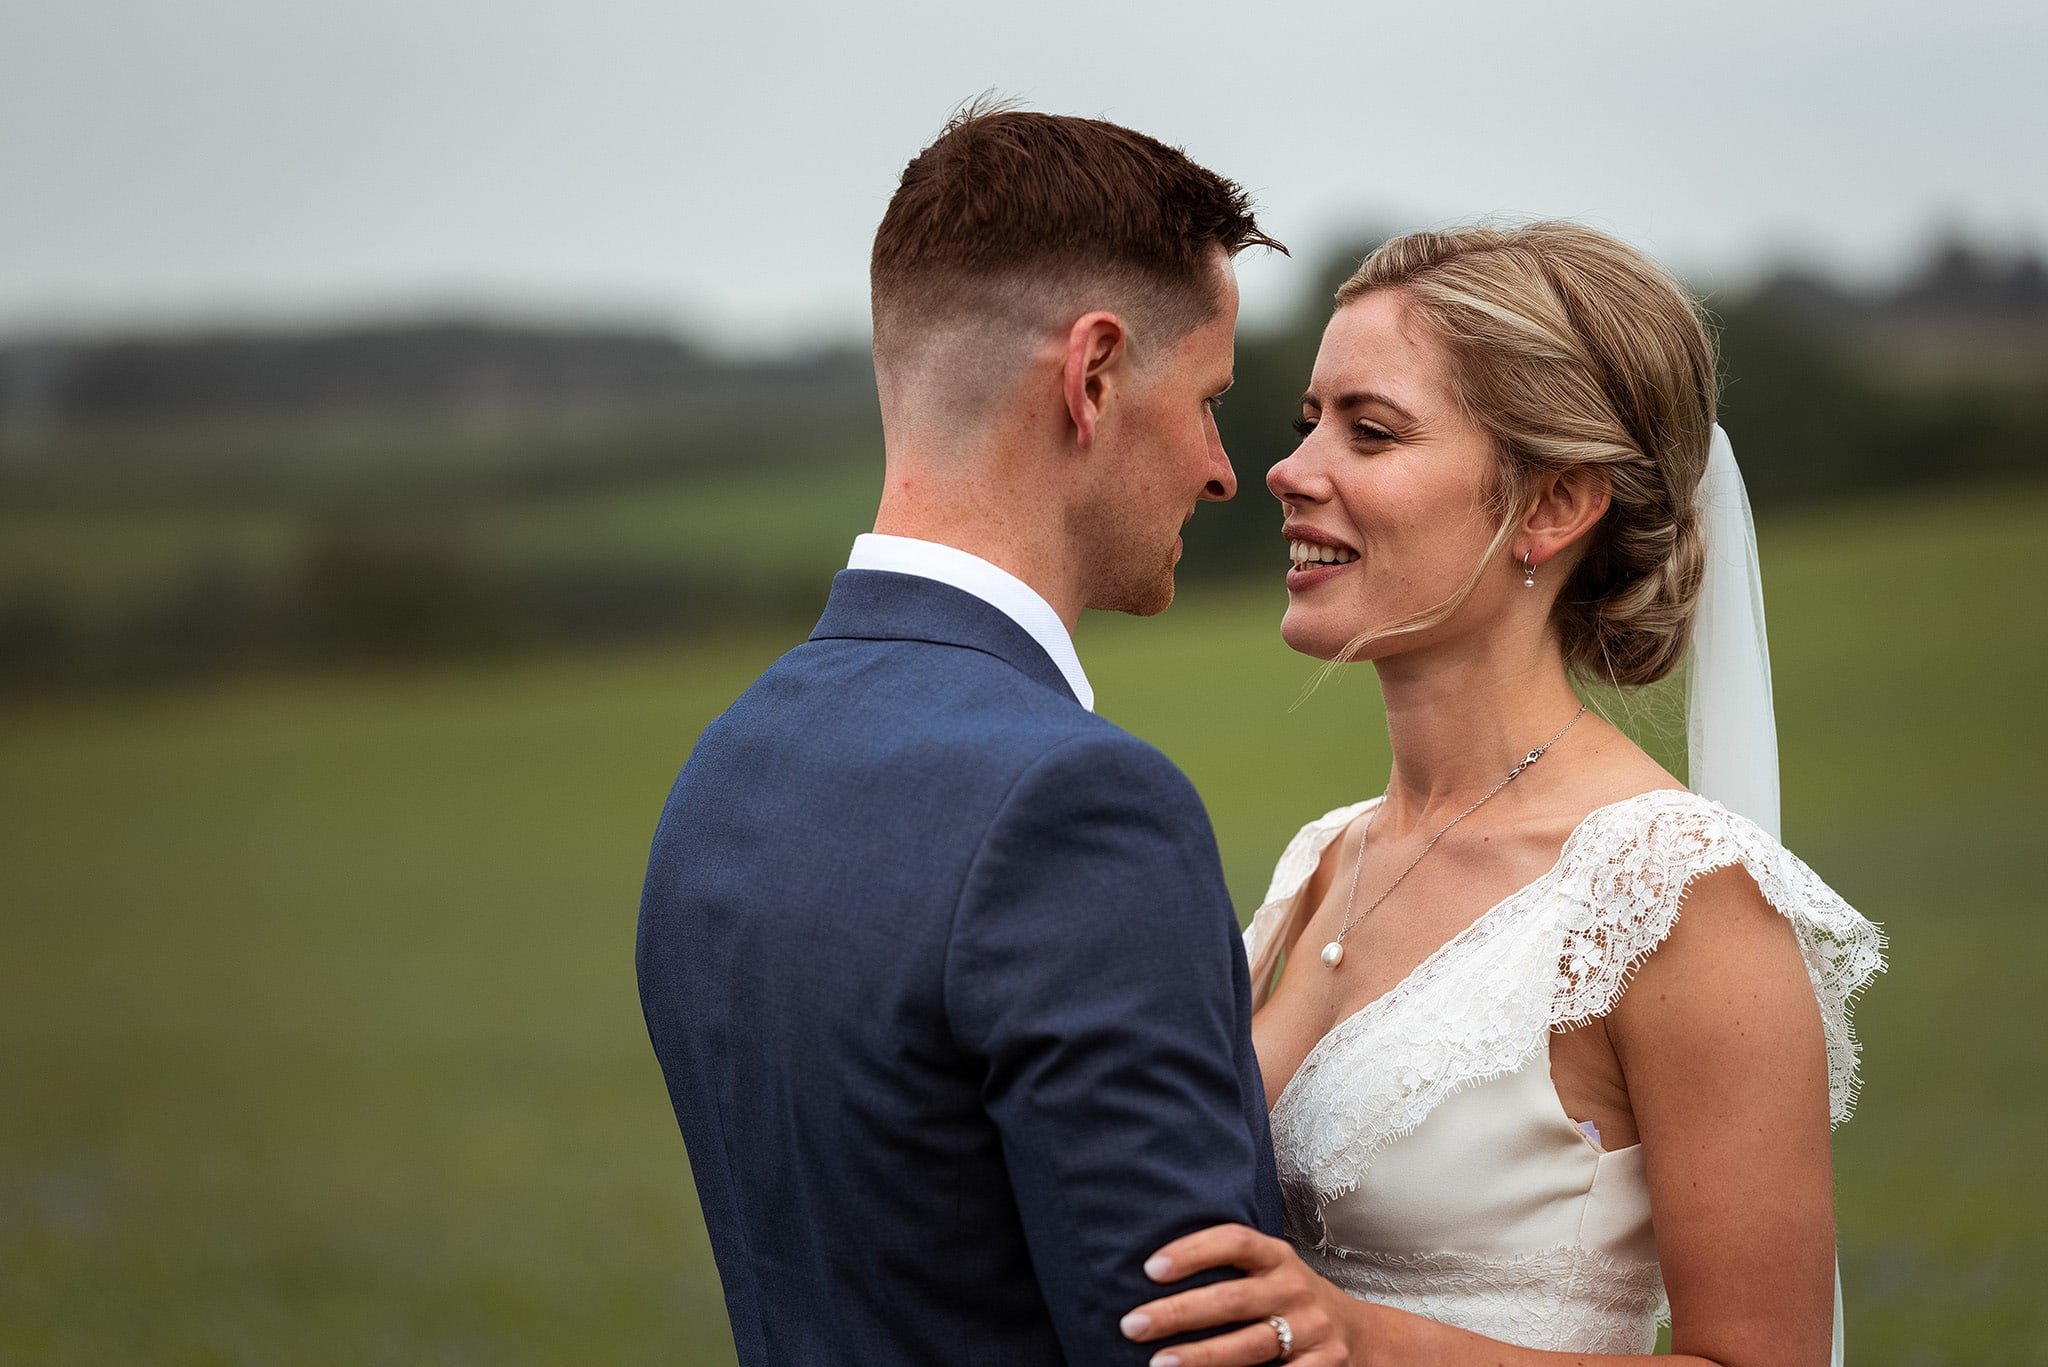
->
[871,458,1086,633]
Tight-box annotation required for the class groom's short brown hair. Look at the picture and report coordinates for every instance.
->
[870,102,1283,371]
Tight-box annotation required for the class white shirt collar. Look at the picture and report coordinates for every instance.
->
[847,533,1094,711]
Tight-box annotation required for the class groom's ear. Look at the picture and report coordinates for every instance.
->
[1520,465,1612,565]
[1061,311,1129,452]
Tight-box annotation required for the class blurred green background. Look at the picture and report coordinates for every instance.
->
[4,237,2045,1364]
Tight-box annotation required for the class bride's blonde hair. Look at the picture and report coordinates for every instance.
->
[1329,222,1719,688]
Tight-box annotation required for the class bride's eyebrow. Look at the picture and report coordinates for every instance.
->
[1303,390,1418,424]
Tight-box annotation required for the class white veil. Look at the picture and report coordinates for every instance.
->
[1684,426,1845,1365]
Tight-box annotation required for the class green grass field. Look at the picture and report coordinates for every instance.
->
[4,480,2043,1363]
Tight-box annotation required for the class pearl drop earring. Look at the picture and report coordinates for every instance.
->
[1521,550,1536,588]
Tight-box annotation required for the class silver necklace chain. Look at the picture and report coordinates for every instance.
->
[1321,703,1589,970]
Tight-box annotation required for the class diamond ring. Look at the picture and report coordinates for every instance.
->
[1268,1313,1295,1361]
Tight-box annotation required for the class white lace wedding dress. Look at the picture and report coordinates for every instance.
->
[1243,788,1884,1352]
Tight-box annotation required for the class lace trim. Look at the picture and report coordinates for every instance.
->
[1302,1243,1665,1354]
[1548,792,1886,1124]
[1255,790,1885,1203]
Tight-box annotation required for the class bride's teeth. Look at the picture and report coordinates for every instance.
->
[1288,540,1360,568]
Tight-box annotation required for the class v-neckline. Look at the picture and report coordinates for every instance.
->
[1265,788,1688,1118]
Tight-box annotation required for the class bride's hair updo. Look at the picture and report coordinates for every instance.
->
[1338,222,1719,687]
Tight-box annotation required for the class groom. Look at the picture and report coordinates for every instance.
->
[637,105,1285,1364]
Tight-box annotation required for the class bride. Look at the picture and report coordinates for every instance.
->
[1119,223,1884,1365]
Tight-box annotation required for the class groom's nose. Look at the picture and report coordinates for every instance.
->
[1200,410,1237,502]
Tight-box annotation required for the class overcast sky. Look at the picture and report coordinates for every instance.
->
[4,0,2043,350]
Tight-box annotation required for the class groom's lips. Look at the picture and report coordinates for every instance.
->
[1284,524,1359,590]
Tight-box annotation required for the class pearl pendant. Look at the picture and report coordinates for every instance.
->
[1320,941,1345,968]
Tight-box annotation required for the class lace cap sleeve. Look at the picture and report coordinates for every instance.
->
[1549,791,1886,1125]
[1242,798,1379,1005]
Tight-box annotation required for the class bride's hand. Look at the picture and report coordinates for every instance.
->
[1119,1223,1376,1365]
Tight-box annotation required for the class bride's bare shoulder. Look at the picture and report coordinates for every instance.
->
[1520,714,1686,846]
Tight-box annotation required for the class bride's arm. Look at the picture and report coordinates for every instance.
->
[1605,864,1836,1363]
[1120,866,1836,1367]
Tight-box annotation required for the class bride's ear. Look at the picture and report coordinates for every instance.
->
[1518,466,1612,569]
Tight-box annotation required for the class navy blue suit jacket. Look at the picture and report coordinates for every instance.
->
[637,570,1282,1364]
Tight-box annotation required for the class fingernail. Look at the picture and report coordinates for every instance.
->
[1150,1355,1181,1367]
[1144,1254,1174,1280]
[1120,1311,1151,1339]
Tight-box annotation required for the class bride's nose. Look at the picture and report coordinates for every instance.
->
[1267,445,1327,506]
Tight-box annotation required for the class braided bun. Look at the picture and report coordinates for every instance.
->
[1338,222,1718,687]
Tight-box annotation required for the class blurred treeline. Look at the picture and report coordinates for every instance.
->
[2,235,2043,692]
